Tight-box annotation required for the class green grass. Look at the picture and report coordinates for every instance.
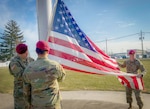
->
[142,59,150,93]
[0,67,14,93]
[59,70,124,91]
[0,59,150,94]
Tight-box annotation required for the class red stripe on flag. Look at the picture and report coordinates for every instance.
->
[49,36,118,72]
[49,49,111,72]
[62,65,102,75]
[86,36,109,58]
[86,36,119,66]
[132,76,139,89]
[87,55,119,71]
[48,36,83,52]
[118,76,131,88]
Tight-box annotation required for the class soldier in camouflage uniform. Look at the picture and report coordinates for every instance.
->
[23,40,66,109]
[118,50,146,109]
[9,43,34,109]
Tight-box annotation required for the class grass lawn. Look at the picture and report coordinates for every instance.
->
[0,59,150,94]
[0,67,13,93]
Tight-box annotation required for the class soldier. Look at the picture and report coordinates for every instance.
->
[9,43,34,109]
[23,40,66,109]
[118,49,146,109]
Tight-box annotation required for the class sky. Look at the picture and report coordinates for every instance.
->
[0,0,150,59]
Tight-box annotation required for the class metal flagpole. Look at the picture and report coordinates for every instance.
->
[36,0,63,108]
[36,0,52,41]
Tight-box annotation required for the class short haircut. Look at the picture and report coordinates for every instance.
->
[36,48,46,54]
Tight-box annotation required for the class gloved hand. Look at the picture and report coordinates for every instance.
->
[137,74,143,78]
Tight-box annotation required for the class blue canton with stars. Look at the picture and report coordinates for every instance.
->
[52,0,96,52]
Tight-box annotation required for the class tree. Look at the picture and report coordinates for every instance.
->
[0,20,25,61]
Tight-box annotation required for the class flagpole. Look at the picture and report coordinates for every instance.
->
[36,0,52,41]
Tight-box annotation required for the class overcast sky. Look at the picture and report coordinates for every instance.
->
[0,0,150,59]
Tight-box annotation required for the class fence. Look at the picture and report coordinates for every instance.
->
[0,61,10,67]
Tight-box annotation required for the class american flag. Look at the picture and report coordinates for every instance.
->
[48,0,144,90]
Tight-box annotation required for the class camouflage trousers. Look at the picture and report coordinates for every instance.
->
[13,81,27,109]
[14,97,29,109]
[125,87,143,107]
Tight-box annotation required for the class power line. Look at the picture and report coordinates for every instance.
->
[94,31,150,54]
[95,33,139,43]
[108,33,139,41]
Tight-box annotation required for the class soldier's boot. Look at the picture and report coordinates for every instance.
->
[128,103,132,109]
[138,105,143,109]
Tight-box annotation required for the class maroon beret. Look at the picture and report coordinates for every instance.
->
[129,50,135,55]
[36,40,50,51]
[16,44,28,54]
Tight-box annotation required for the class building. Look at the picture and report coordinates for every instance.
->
[127,49,148,58]
[110,49,150,59]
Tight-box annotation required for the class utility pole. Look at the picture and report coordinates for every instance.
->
[106,38,107,54]
[139,30,144,58]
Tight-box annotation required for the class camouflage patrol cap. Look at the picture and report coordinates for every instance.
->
[16,43,28,54]
[36,40,50,52]
[129,49,135,55]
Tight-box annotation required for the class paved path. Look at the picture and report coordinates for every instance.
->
[61,91,149,109]
[0,91,149,109]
